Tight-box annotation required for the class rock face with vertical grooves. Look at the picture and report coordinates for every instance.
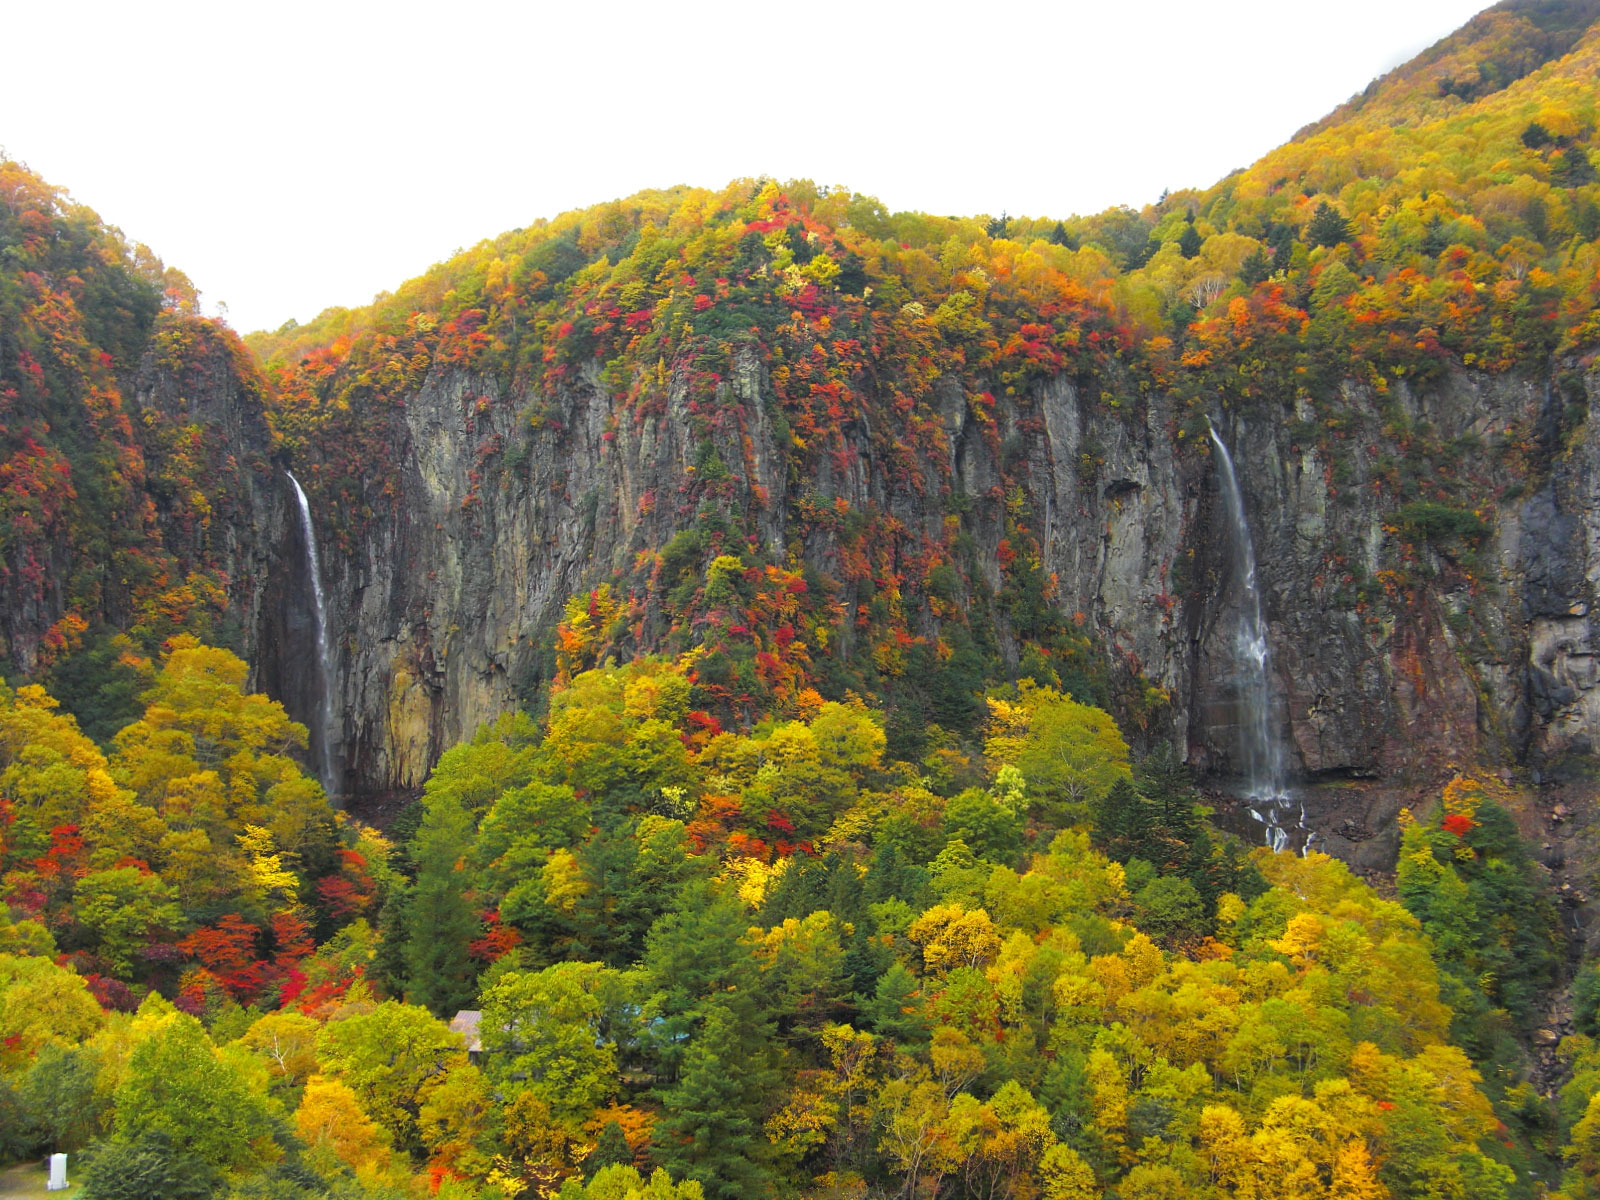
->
[247,350,1598,811]
[12,287,1600,829]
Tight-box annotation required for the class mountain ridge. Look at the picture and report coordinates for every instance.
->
[1295,0,1600,139]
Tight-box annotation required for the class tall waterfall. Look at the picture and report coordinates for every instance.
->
[286,472,336,798]
[1207,425,1308,853]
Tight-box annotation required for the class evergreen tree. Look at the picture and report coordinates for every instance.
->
[1135,743,1189,822]
[1050,221,1078,249]
[564,819,708,967]
[841,914,891,1000]
[866,842,930,907]
[641,881,767,1079]
[1306,201,1352,248]
[758,852,832,927]
[369,881,412,999]
[1177,213,1203,259]
[652,1000,776,1200]
[1128,235,1161,270]
[403,798,479,1016]
[1422,213,1451,257]
[822,851,868,924]
[835,250,869,295]
[863,961,928,1047]
[1268,224,1295,272]
[1239,246,1271,286]
[1553,146,1598,187]
[1091,776,1153,863]
[585,1119,634,1176]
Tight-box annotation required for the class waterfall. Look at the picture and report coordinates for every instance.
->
[1207,425,1309,853]
[286,471,337,798]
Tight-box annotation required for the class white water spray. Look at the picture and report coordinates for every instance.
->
[286,471,336,798]
[1207,424,1310,853]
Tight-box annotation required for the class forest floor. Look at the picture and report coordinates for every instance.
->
[344,786,421,832]
[0,1163,78,1199]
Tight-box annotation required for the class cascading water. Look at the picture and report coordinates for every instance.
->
[286,472,337,798]
[1207,424,1311,854]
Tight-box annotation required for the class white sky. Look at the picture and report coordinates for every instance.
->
[2,0,1491,334]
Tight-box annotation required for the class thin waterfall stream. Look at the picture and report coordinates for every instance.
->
[1207,425,1312,854]
[287,471,337,798]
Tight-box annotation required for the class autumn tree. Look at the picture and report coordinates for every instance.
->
[480,962,620,1121]
[987,687,1131,825]
[113,1012,275,1172]
[295,1073,393,1175]
[0,954,104,1067]
[316,999,468,1154]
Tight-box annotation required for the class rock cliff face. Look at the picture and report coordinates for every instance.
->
[256,351,1600,811]
[133,327,290,662]
[1193,365,1600,789]
[0,322,285,680]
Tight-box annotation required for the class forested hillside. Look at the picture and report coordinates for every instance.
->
[4,1,1600,1197]
[0,159,277,737]
[0,642,1581,1199]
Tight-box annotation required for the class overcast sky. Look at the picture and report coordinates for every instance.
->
[2,0,1491,334]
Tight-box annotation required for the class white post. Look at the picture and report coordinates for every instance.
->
[46,1153,67,1191]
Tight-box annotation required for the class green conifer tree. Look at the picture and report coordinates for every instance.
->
[403,798,479,1016]
[652,1000,776,1200]
[1178,213,1203,259]
[369,880,412,999]
[863,961,928,1047]
[1269,224,1295,272]
[585,1119,634,1176]
[1306,201,1352,248]
[1239,247,1271,286]
[1091,776,1153,863]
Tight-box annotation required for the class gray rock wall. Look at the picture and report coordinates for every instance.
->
[248,351,1600,801]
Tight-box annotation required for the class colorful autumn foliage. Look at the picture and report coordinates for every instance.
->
[0,625,1580,1199]
[3,6,1600,1199]
[226,7,1600,758]
[0,159,273,737]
